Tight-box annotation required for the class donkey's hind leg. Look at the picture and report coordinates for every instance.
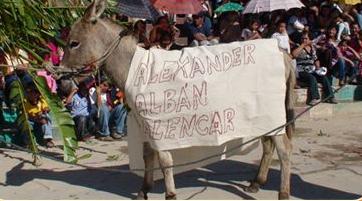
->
[158,151,177,200]
[272,134,292,200]
[245,136,275,193]
[136,142,156,200]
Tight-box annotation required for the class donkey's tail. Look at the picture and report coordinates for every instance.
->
[283,53,296,140]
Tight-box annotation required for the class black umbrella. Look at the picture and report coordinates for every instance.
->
[117,0,161,21]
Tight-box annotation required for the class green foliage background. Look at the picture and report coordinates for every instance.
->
[0,0,118,162]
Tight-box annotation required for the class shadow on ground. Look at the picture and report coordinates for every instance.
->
[3,151,361,200]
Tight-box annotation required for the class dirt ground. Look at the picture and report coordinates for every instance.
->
[1,109,362,200]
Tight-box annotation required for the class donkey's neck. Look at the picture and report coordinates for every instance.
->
[102,22,137,90]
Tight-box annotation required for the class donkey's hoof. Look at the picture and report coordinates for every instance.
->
[244,182,260,193]
[165,193,177,200]
[278,192,290,200]
[135,191,148,200]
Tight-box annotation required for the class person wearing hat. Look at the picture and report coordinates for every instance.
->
[187,12,218,47]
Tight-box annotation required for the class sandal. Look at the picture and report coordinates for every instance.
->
[45,139,55,148]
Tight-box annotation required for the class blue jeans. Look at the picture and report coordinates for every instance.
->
[29,114,53,143]
[333,58,346,80]
[299,72,334,101]
[98,104,128,136]
[356,14,362,31]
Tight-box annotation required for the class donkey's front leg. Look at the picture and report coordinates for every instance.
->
[158,151,176,200]
[272,134,292,200]
[136,142,156,200]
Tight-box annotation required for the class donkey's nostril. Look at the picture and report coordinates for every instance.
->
[69,41,80,49]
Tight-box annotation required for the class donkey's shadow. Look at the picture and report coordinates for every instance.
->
[4,157,361,200]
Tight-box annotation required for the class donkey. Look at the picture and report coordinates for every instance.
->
[60,0,296,199]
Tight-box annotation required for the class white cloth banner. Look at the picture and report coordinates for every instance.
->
[126,38,286,150]
[125,39,286,177]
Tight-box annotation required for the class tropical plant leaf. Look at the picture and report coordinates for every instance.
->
[29,72,78,163]
[8,79,39,163]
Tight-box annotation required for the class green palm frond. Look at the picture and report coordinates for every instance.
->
[30,72,78,163]
[8,79,39,164]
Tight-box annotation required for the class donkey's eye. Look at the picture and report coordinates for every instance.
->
[69,41,80,49]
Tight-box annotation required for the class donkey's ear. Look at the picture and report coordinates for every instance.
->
[83,0,107,23]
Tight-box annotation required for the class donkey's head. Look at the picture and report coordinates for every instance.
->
[61,0,121,72]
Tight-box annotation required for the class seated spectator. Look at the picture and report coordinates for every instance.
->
[133,20,151,49]
[66,82,92,141]
[292,31,337,105]
[271,21,291,54]
[348,23,362,53]
[154,30,184,50]
[0,72,5,104]
[318,5,334,31]
[338,39,361,84]
[3,48,29,101]
[335,15,351,42]
[287,8,308,42]
[96,79,126,141]
[241,19,262,41]
[316,26,347,86]
[351,5,362,29]
[24,87,55,148]
[149,16,175,46]
[113,89,128,136]
[187,13,218,46]
[219,11,242,43]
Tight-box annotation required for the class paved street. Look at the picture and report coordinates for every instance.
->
[1,109,362,200]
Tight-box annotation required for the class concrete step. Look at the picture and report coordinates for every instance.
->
[294,84,362,105]
[295,101,362,120]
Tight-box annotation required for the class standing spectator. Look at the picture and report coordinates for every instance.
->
[24,87,55,148]
[66,82,92,141]
[292,31,337,105]
[241,19,262,41]
[187,13,218,46]
[96,79,125,141]
[271,21,291,53]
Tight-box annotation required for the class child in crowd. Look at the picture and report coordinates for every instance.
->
[241,19,262,41]
[272,21,291,54]
[24,87,55,148]
[96,79,126,141]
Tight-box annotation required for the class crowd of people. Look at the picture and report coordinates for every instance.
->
[1,0,362,148]
[133,0,362,105]
[0,46,129,148]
